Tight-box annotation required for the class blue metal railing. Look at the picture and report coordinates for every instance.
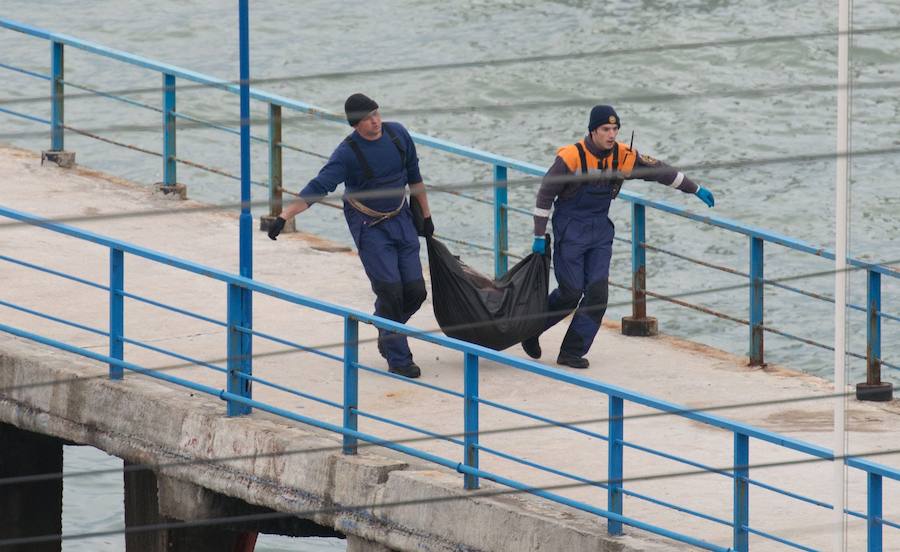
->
[2,17,896,396]
[2,204,899,551]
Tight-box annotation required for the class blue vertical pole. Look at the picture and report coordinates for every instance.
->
[867,472,882,551]
[607,396,624,535]
[109,248,124,380]
[227,283,251,416]
[632,203,647,319]
[493,165,508,278]
[733,433,750,552]
[50,41,64,151]
[464,352,479,490]
[239,0,252,281]
[749,237,764,366]
[162,73,176,186]
[343,317,359,455]
[236,0,254,414]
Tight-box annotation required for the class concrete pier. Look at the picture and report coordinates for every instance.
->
[1,144,899,551]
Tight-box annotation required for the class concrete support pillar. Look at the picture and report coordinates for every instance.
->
[123,462,166,552]
[346,535,397,552]
[0,423,64,552]
[124,464,248,552]
[157,475,341,545]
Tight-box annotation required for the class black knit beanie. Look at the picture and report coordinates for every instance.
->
[588,105,620,131]
[344,93,379,127]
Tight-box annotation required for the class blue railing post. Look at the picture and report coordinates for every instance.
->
[857,270,893,401]
[607,396,624,535]
[343,316,359,455]
[50,41,64,151]
[464,352,479,490]
[867,472,883,551]
[162,73,177,187]
[749,237,765,366]
[622,203,657,336]
[109,248,124,380]
[493,164,509,278]
[226,283,251,416]
[733,433,749,552]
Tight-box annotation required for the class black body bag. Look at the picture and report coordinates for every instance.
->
[424,236,550,350]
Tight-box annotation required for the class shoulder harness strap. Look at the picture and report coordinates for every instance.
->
[574,142,588,175]
[383,124,407,166]
[343,135,374,180]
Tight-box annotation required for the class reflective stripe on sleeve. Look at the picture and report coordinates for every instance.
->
[669,171,685,188]
[533,207,551,217]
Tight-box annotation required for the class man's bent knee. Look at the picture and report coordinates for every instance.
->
[402,280,427,313]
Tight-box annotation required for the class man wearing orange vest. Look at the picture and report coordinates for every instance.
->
[522,105,715,368]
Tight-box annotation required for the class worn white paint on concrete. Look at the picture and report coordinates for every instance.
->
[0,145,898,551]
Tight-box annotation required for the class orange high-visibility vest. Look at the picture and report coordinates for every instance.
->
[557,140,636,176]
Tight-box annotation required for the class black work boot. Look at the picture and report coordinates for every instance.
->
[389,362,421,379]
[556,352,589,369]
[521,335,542,359]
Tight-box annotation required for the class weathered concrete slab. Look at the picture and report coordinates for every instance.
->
[0,340,678,551]
[1,144,899,550]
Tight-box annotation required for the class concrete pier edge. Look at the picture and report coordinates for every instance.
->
[0,337,682,551]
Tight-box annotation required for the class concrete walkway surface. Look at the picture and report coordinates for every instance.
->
[1,145,899,551]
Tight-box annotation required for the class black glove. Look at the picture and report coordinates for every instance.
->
[267,216,286,240]
[423,216,434,237]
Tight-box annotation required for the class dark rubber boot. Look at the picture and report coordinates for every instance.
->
[521,336,542,359]
[389,362,421,379]
[556,353,589,369]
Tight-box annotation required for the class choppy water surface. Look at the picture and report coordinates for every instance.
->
[3,1,899,549]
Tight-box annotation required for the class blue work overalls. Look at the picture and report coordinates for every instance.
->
[544,142,621,358]
[342,127,426,369]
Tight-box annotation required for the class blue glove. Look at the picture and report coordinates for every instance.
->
[695,186,715,208]
[531,236,546,255]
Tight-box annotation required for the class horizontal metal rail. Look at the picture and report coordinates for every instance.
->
[0,105,50,125]
[61,77,161,112]
[1,254,227,328]
[620,487,733,528]
[744,525,817,552]
[477,397,609,442]
[122,291,227,328]
[354,407,465,446]
[762,324,899,371]
[0,298,107,337]
[644,289,750,326]
[619,439,732,479]
[475,442,608,490]
[746,475,830,510]
[644,242,748,278]
[0,254,107,290]
[355,361,464,398]
[504,203,532,217]
[233,325,343,363]
[232,371,342,409]
[123,336,227,374]
[0,60,50,80]
[884,517,900,531]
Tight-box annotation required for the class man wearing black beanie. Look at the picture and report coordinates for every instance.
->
[521,104,716,369]
[268,93,434,379]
